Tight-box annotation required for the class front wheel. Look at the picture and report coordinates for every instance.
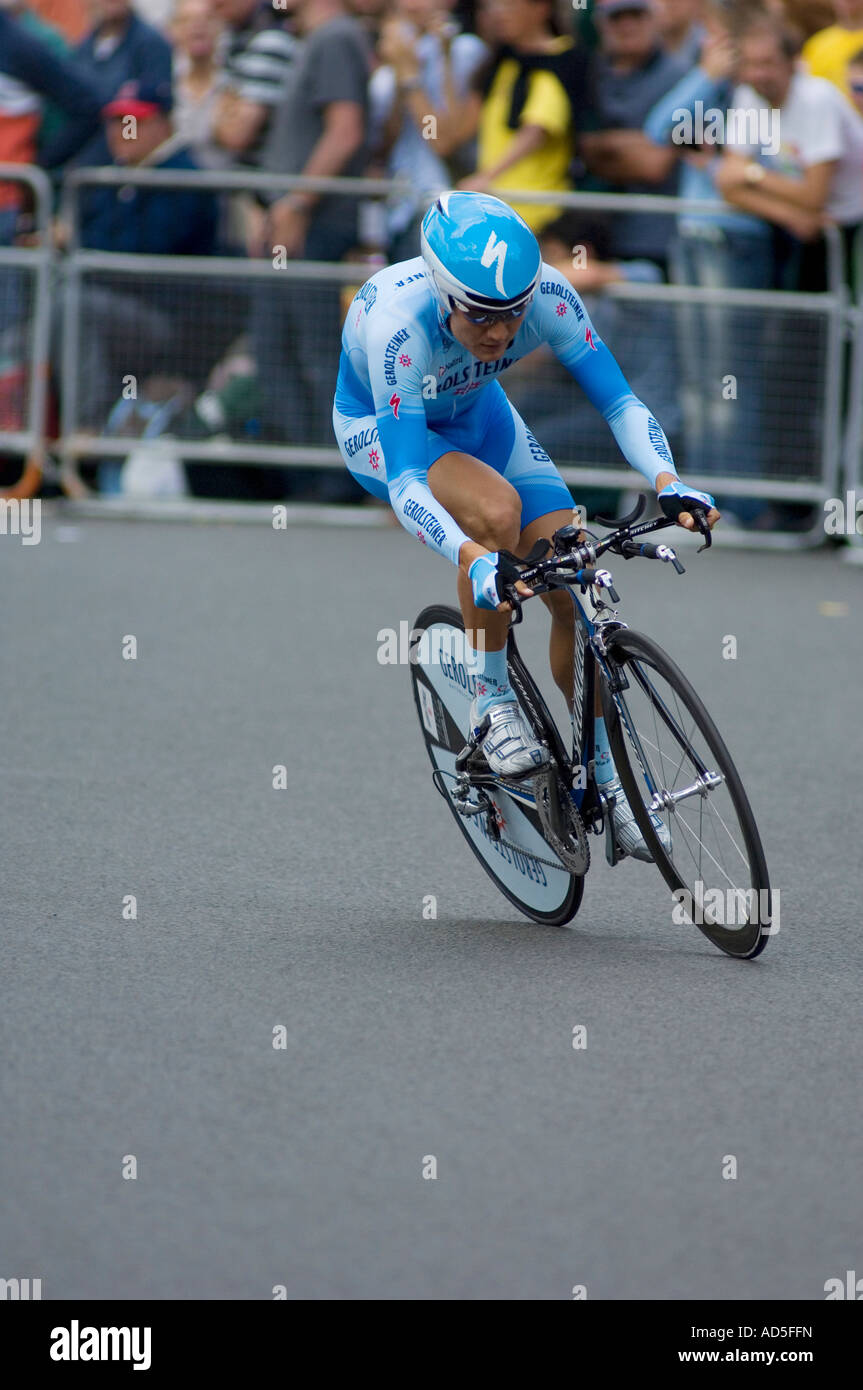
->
[600,630,773,959]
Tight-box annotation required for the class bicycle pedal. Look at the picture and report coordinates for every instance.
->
[456,741,486,774]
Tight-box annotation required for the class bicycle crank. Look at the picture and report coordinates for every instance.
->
[534,765,591,876]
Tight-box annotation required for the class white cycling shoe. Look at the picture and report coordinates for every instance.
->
[468,698,550,779]
[603,775,673,862]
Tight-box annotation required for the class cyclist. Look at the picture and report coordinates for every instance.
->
[333,191,719,860]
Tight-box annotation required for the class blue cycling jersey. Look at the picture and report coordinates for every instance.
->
[334,257,677,567]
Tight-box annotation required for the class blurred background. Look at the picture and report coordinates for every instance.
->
[2,0,863,545]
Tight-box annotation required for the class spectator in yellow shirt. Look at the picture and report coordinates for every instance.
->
[454,0,589,233]
[803,0,863,99]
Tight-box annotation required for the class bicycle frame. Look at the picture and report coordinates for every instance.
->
[566,584,625,827]
[496,494,713,859]
[453,495,714,855]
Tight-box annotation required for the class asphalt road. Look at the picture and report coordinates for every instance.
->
[2,509,861,1300]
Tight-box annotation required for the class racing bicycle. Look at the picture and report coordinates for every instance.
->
[409,496,773,959]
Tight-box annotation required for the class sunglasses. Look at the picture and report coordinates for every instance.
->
[455,303,529,325]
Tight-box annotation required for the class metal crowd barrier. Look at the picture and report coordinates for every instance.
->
[56,169,848,543]
[0,164,53,498]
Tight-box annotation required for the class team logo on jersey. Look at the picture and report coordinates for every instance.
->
[389,393,401,419]
[368,448,380,470]
[344,425,378,459]
[354,282,378,314]
[585,327,598,351]
[647,416,674,466]
[384,328,411,387]
[556,302,567,316]
[481,231,508,295]
[399,353,412,367]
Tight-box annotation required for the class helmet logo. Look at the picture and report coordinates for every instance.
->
[481,231,508,296]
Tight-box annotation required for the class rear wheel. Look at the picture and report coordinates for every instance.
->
[600,630,772,959]
[410,605,584,927]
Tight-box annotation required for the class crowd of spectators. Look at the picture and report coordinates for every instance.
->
[2,0,863,521]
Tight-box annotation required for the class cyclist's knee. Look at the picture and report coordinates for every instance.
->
[474,484,522,553]
[541,588,575,625]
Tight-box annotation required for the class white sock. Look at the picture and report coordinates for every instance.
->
[472,646,511,715]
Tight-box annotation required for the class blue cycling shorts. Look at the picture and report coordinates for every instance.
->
[333,381,574,529]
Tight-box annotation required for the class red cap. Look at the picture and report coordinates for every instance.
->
[102,98,162,120]
[102,79,172,121]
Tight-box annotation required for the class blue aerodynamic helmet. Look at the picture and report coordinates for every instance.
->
[421,190,542,318]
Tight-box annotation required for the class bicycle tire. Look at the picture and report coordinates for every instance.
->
[600,629,772,959]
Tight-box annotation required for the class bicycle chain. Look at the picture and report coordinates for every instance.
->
[499,665,591,875]
[490,766,591,875]
[535,766,591,875]
[456,670,591,874]
[452,770,573,873]
[490,831,579,875]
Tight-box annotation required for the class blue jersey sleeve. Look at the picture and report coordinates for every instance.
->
[536,274,678,488]
[367,319,472,568]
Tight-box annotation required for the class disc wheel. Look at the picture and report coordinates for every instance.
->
[410,605,584,926]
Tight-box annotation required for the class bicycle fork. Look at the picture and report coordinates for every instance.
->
[581,627,631,869]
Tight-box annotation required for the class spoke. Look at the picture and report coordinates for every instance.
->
[629,664,697,794]
[679,790,749,871]
[653,685,672,805]
[669,802,707,880]
[617,700,659,797]
[668,686,695,788]
[700,798,750,867]
[629,660,708,776]
[619,656,754,901]
[672,810,747,893]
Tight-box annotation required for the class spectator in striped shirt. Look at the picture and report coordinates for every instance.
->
[211,0,297,162]
[172,0,229,170]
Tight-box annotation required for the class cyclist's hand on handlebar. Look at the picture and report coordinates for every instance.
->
[657,479,721,532]
[467,551,534,612]
[498,578,535,614]
[678,503,721,533]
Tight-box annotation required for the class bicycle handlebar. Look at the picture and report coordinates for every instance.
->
[498,492,712,623]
